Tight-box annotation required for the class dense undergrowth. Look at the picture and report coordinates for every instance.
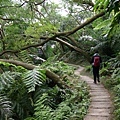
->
[101,57,120,120]
[0,58,90,120]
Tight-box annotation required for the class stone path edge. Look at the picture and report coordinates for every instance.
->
[74,66,114,120]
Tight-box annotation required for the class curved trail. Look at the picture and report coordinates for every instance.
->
[74,66,113,120]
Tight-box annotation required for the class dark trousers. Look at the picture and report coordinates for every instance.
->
[93,66,100,83]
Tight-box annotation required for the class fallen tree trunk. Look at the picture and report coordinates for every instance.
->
[56,37,90,62]
[0,59,69,88]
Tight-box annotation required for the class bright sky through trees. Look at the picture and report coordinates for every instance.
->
[49,0,68,16]
[12,0,68,16]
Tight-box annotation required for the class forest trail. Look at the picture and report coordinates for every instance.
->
[74,66,114,120]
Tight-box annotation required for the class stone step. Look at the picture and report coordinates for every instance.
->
[84,115,111,120]
[89,92,110,96]
[87,108,111,116]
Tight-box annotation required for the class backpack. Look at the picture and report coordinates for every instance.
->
[93,56,100,67]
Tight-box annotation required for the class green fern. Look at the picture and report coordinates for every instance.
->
[0,71,32,119]
[0,94,13,120]
[34,85,63,110]
[112,68,120,79]
[0,60,89,120]
[23,68,46,93]
[53,102,71,120]
[18,50,33,64]
[41,60,74,76]
[0,71,22,91]
[34,93,53,120]
[0,61,27,73]
[91,41,107,51]
[108,57,120,69]
[0,62,16,73]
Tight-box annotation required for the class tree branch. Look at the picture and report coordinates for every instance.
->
[82,1,94,7]
[55,11,106,36]
[56,37,90,62]
[0,11,106,62]
[34,0,46,6]
[0,16,20,21]
[0,35,56,56]
[0,59,68,88]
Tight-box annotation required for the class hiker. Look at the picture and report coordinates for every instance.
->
[91,51,102,84]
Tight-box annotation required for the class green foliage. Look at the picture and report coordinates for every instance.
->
[41,59,75,76]
[23,68,46,93]
[16,51,33,64]
[93,12,120,37]
[0,62,44,119]
[44,43,56,59]
[107,60,120,119]
[100,53,120,77]
[113,77,120,120]
[0,61,27,73]
[85,65,92,72]
[108,0,120,14]
[93,18,111,34]
[94,0,109,11]
[78,35,97,53]
[33,81,90,120]
[25,21,58,38]
[100,67,109,76]
[0,68,32,119]
[34,93,53,120]
[108,12,120,37]
[93,0,120,37]
[100,54,120,120]
[0,94,13,120]
[112,68,120,79]
[94,0,120,13]
[0,60,90,120]
[108,55,120,69]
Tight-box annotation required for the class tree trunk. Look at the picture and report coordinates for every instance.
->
[56,37,90,62]
[0,59,69,88]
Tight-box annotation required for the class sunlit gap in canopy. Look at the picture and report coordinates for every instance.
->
[12,0,68,16]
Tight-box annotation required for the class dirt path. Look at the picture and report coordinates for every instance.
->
[74,66,113,120]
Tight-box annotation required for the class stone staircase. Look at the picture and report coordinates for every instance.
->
[74,66,114,120]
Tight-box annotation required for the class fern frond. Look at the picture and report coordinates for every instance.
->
[53,102,71,120]
[0,71,22,90]
[33,86,49,102]
[34,93,53,120]
[0,72,13,87]
[18,50,33,64]
[108,57,120,68]
[112,68,120,79]
[91,41,107,51]
[0,94,13,119]
[23,68,46,93]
